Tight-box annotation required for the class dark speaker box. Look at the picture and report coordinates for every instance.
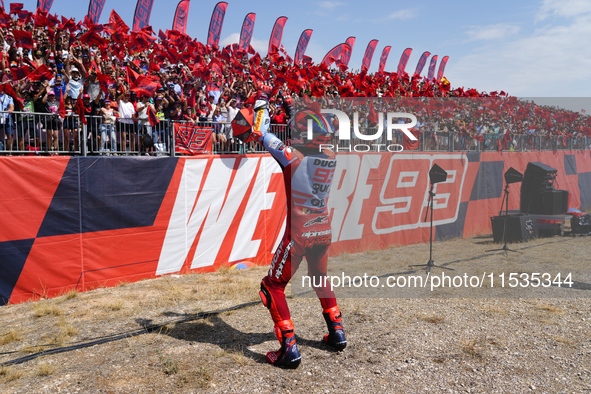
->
[560,190,569,213]
[491,215,539,243]
[542,190,566,215]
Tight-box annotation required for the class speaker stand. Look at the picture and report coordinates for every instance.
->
[487,184,523,256]
[410,184,455,273]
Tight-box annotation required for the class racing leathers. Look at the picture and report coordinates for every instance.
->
[253,94,346,367]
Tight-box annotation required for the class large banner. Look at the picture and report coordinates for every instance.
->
[377,45,391,73]
[361,39,378,72]
[413,51,431,77]
[321,43,351,68]
[87,0,106,25]
[132,0,154,32]
[437,55,450,81]
[397,47,413,77]
[1,150,589,304]
[207,1,228,48]
[175,123,213,155]
[340,36,356,67]
[172,0,190,34]
[294,29,313,65]
[238,12,256,52]
[268,16,287,54]
[427,55,438,81]
[37,0,53,13]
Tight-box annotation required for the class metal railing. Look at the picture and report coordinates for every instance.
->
[0,111,588,156]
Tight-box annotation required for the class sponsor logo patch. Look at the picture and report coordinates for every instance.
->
[304,215,329,227]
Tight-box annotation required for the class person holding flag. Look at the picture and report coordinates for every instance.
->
[232,84,347,369]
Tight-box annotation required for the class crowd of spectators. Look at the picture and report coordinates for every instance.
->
[0,7,589,155]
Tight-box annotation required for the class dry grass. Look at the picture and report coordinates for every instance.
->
[0,366,23,382]
[0,236,588,393]
[35,362,57,376]
[57,317,78,337]
[57,289,79,302]
[0,329,22,345]
[193,366,213,389]
[103,300,124,311]
[462,339,487,359]
[32,302,63,318]
[535,303,565,314]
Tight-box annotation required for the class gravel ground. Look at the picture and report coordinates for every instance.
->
[1,234,590,393]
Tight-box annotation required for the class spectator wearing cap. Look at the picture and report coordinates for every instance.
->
[51,74,67,100]
[171,74,182,96]
[85,72,101,102]
[65,47,87,99]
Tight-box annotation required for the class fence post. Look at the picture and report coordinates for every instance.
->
[170,121,176,157]
[82,123,87,157]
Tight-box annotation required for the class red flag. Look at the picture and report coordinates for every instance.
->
[27,64,53,81]
[126,66,139,83]
[238,12,256,51]
[0,82,23,110]
[321,43,351,68]
[133,0,155,32]
[377,46,391,73]
[109,9,129,33]
[58,89,66,119]
[0,8,10,27]
[294,29,313,65]
[131,75,161,98]
[12,30,34,49]
[361,39,378,72]
[341,36,356,67]
[10,3,24,14]
[96,72,114,93]
[207,1,228,47]
[268,16,288,54]
[37,0,53,13]
[397,48,413,78]
[148,105,159,128]
[76,96,87,125]
[437,56,450,81]
[10,65,31,80]
[172,0,190,35]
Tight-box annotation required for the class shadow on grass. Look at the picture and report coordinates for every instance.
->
[137,313,335,365]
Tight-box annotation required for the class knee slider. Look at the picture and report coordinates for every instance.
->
[259,282,272,309]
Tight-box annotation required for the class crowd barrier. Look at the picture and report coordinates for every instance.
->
[1,150,590,305]
[0,111,588,156]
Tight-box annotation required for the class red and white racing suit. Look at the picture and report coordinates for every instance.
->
[253,97,338,325]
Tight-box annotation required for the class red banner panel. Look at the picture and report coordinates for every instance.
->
[294,29,313,65]
[361,39,378,72]
[1,150,589,304]
[172,0,190,35]
[268,16,287,54]
[87,0,106,25]
[207,1,228,48]
[238,12,256,52]
[175,123,213,155]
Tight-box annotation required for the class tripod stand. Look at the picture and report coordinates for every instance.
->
[487,184,522,255]
[411,183,455,273]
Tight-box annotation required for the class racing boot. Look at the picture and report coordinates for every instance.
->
[266,319,301,369]
[322,306,347,351]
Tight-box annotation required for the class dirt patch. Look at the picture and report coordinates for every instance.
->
[1,234,590,393]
